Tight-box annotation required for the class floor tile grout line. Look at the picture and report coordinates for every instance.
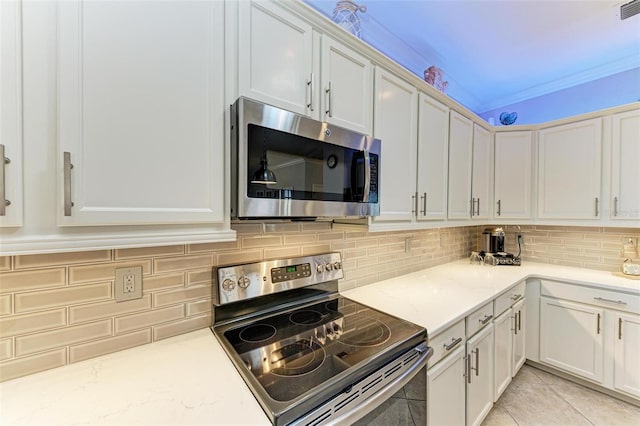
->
[546,385,596,426]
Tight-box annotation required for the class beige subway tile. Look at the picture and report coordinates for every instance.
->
[15,320,112,356]
[301,222,331,233]
[69,260,151,284]
[532,237,565,245]
[602,242,625,250]
[69,329,152,363]
[563,240,601,248]
[241,236,282,248]
[284,234,316,245]
[15,282,111,313]
[583,233,623,241]
[115,305,184,334]
[345,231,368,239]
[115,245,184,260]
[0,338,12,360]
[154,254,214,274]
[187,269,213,286]
[153,314,211,341]
[603,227,640,234]
[583,248,622,257]
[301,244,331,255]
[216,250,262,266]
[14,251,111,270]
[534,225,565,232]
[264,246,302,259]
[231,223,263,235]
[0,348,66,382]
[186,299,211,317]
[187,240,239,253]
[0,268,66,293]
[143,273,185,291]
[0,308,66,337]
[263,223,302,233]
[69,295,151,324]
[602,257,626,266]
[590,264,617,272]
[342,249,367,261]
[153,285,211,308]
[0,294,11,316]
[0,257,10,271]
[317,232,345,242]
[356,238,378,248]
[550,259,584,269]
[330,241,356,251]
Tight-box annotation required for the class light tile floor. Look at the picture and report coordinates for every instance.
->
[482,364,640,426]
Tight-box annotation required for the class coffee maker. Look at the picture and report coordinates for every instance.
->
[479,227,521,266]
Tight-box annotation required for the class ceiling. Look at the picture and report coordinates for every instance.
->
[303,0,640,114]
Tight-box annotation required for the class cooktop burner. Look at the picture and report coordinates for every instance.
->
[289,309,323,325]
[239,324,277,343]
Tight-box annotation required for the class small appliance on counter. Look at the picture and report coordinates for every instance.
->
[474,227,522,266]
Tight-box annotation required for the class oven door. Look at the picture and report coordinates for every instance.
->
[231,97,380,219]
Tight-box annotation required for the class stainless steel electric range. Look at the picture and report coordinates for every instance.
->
[211,253,432,426]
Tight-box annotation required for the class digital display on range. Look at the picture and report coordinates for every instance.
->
[271,263,311,283]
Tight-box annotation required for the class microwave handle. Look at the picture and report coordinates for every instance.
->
[362,150,370,203]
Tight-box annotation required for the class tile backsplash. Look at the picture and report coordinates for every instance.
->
[0,223,637,381]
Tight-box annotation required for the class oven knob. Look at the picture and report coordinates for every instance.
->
[316,264,325,273]
[221,278,236,291]
[333,261,342,270]
[238,276,250,288]
[325,263,333,271]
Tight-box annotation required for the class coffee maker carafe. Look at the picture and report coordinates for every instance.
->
[481,227,505,254]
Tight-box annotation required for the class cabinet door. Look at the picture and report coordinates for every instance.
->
[493,309,512,402]
[471,124,492,219]
[320,36,372,134]
[466,324,494,426]
[538,119,602,219]
[427,346,466,426]
[0,0,23,227]
[238,0,313,116]
[448,111,473,220]
[539,297,604,383]
[611,109,640,220]
[512,298,526,375]
[614,312,640,398]
[417,93,449,221]
[58,0,225,226]
[372,67,418,222]
[494,131,532,219]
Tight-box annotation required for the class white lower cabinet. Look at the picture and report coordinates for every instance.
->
[493,298,526,401]
[427,346,466,426]
[512,299,526,374]
[613,312,640,398]
[466,323,494,426]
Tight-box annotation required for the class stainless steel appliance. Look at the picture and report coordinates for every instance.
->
[479,227,521,265]
[211,253,432,425]
[230,97,381,219]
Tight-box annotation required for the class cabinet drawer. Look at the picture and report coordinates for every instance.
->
[494,281,526,316]
[467,301,494,337]
[428,319,465,367]
[540,280,640,313]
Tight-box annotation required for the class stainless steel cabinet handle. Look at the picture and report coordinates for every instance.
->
[325,81,333,117]
[63,152,74,216]
[479,314,493,325]
[471,348,479,376]
[476,198,480,216]
[513,313,518,335]
[444,337,462,351]
[595,197,599,217]
[470,198,475,217]
[411,192,418,217]
[596,313,601,335]
[614,196,618,217]
[619,318,622,340]
[518,310,522,331]
[593,296,627,305]
[0,144,11,216]
[497,199,501,216]
[511,294,522,301]
[466,354,472,384]
[420,192,427,216]
[306,73,314,111]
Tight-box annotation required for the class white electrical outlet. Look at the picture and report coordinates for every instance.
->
[625,237,638,248]
[115,267,143,302]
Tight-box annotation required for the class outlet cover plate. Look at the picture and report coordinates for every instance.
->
[115,266,143,302]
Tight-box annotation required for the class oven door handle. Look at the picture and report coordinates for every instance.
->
[362,150,370,203]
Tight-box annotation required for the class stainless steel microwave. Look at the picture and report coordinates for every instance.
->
[230,97,380,219]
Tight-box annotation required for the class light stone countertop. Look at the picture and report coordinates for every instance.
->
[1,261,637,425]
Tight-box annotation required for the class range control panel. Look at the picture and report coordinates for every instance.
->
[216,252,343,305]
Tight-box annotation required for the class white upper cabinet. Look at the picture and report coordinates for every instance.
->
[372,67,418,222]
[58,0,225,226]
[447,111,474,220]
[238,0,313,116]
[416,93,449,221]
[611,109,640,220]
[471,124,492,220]
[538,118,602,219]
[0,0,23,228]
[494,131,533,219]
[320,35,372,135]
